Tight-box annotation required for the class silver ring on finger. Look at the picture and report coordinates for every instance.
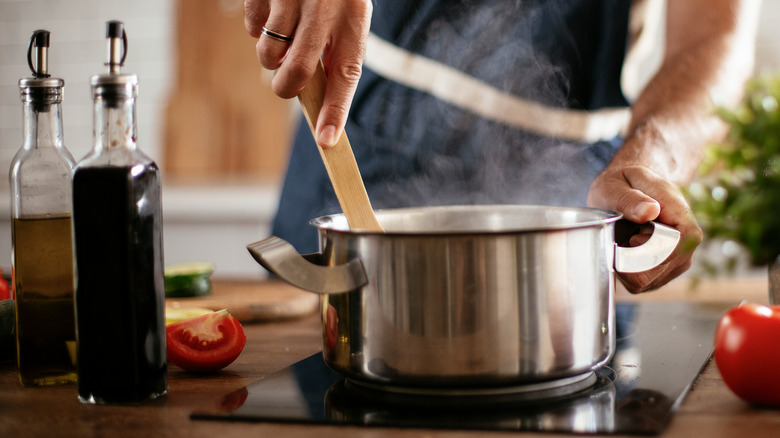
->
[261,26,293,43]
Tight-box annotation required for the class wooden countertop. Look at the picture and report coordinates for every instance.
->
[1,276,778,438]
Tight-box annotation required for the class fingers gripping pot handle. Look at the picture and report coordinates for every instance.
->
[614,221,681,273]
[247,237,367,294]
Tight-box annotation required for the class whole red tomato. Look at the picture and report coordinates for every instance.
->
[166,309,246,372]
[714,303,780,406]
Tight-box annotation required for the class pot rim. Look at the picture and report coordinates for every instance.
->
[310,204,623,236]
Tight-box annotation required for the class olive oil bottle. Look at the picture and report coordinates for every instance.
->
[10,30,77,386]
[73,21,167,404]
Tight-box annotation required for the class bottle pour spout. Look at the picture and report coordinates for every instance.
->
[90,21,137,104]
[105,20,128,74]
[27,29,51,78]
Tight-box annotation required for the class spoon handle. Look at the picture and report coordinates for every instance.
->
[297,61,384,232]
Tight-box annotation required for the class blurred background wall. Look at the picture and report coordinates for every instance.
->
[0,0,778,278]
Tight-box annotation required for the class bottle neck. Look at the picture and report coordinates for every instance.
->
[93,95,137,153]
[21,99,64,150]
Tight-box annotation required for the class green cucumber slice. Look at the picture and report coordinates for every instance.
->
[164,262,215,298]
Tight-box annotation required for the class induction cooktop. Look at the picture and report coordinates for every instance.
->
[192,301,731,435]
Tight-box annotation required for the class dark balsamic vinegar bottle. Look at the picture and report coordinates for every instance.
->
[10,30,77,387]
[73,21,167,404]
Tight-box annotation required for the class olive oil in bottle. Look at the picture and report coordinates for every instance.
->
[10,30,77,386]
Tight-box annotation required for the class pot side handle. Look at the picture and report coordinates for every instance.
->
[614,221,681,273]
[247,236,367,294]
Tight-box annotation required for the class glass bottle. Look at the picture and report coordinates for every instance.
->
[10,29,77,387]
[73,21,167,404]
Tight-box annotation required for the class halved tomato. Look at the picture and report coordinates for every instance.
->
[166,309,246,372]
[0,268,10,300]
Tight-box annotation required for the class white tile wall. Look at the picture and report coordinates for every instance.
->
[0,0,176,179]
[755,0,780,74]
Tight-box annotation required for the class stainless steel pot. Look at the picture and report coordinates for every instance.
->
[248,205,679,388]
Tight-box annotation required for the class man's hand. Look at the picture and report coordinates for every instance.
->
[588,166,702,293]
[244,0,373,148]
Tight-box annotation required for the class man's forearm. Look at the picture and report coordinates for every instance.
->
[613,0,760,184]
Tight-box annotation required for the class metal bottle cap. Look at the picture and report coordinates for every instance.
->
[91,21,138,99]
[19,30,64,102]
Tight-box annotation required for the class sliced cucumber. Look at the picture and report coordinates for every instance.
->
[164,262,215,298]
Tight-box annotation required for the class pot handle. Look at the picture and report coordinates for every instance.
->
[614,221,681,273]
[247,236,367,294]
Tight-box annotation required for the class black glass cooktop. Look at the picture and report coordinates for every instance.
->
[192,301,731,435]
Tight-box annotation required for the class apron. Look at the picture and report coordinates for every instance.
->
[274,0,633,253]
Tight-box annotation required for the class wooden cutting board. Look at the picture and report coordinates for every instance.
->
[166,279,320,323]
[163,1,295,179]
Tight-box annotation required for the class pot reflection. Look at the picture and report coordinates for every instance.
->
[323,376,617,433]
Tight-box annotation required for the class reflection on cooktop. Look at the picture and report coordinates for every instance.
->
[191,301,731,435]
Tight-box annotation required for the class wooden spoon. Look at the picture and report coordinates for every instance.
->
[297,61,384,232]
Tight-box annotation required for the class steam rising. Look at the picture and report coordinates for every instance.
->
[355,0,614,211]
